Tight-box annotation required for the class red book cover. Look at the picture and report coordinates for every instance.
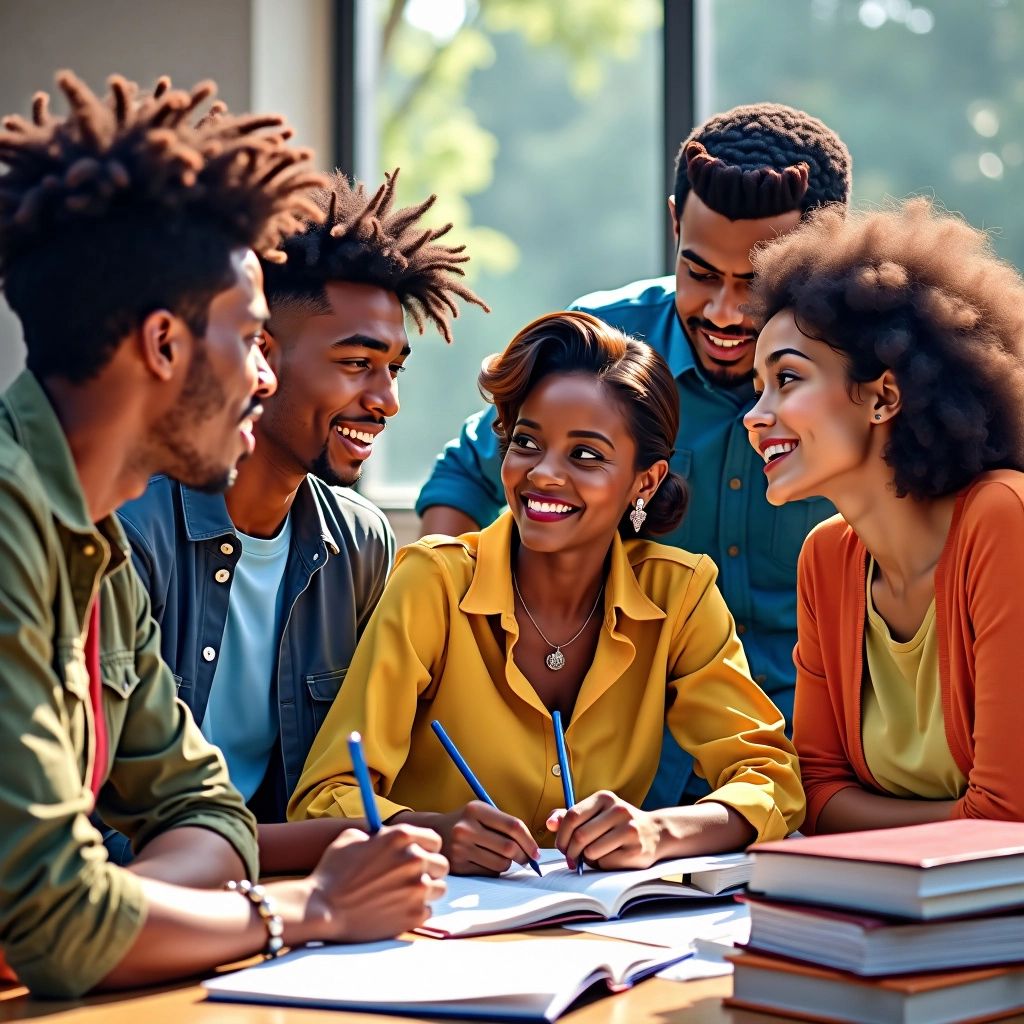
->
[752,820,1024,869]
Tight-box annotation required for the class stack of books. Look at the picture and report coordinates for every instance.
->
[727,820,1024,1024]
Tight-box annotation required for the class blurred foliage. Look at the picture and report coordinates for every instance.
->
[705,0,1024,268]
[377,0,661,278]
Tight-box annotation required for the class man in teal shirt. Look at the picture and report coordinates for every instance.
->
[418,104,852,804]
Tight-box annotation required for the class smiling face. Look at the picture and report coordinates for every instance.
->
[160,248,276,493]
[745,309,890,506]
[256,280,408,486]
[670,193,801,388]
[500,372,654,555]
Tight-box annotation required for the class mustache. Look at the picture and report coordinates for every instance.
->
[687,318,755,339]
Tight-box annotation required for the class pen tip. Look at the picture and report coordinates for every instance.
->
[576,862,584,876]
[529,858,543,877]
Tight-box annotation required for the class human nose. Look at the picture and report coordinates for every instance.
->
[526,450,565,486]
[743,390,775,443]
[252,343,278,399]
[705,279,749,329]
[362,369,400,419]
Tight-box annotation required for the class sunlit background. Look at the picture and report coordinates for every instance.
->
[1,0,1021,521]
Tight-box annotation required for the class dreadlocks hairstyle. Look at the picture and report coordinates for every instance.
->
[748,197,1024,500]
[673,103,851,223]
[0,71,325,382]
[261,169,489,344]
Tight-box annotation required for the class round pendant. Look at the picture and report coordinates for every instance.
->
[546,648,566,671]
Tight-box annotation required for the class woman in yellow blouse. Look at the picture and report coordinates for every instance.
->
[290,311,803,874]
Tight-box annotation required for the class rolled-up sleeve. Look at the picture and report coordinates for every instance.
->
[665,558,805,841]
[414,408,507,526]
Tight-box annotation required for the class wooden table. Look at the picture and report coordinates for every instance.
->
[0,973,757,1023]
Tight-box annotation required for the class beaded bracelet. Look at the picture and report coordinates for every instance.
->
[225,879,285,958]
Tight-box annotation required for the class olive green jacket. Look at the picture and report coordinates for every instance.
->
[0,372,258,997]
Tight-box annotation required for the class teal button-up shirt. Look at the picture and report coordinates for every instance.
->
[416,277,833,803]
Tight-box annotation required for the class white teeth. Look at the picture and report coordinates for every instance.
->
[526,498,574,514]
[338,426,374,444]
[763,442,798,463]
[705,333,749,349]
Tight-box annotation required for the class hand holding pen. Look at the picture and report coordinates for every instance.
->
[430,720,543,877]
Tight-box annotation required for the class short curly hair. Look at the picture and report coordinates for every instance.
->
[0,71,324,382]
[261,169,489,343]
[674,103,851,222]
[747,197,1024,499]
[478,311,687,538]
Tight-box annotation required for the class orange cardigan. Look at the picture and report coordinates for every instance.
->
[793,470,1024,833]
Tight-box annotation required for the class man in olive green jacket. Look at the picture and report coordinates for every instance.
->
[0,72,446,999]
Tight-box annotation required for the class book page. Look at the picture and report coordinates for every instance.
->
[205,935,679,1007]
[564,901,749,948]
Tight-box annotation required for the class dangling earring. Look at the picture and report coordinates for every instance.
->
[629,497,647,533]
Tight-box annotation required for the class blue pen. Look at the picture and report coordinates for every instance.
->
[430,720,543,877]
[552,710,583,875]
[348,731,383,835]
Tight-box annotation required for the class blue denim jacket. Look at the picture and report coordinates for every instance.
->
[117,474,395,821]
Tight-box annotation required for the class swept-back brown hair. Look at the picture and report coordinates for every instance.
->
[748,197,1024,499]
[263,169,489,343]
[478,310,687,537]
[0,71,324,381]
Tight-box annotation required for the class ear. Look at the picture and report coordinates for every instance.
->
[868,369,902,425]
[634,459,670,506]
[137,309,192,382]
[667,196,680,246]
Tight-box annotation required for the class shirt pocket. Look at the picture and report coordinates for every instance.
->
[99,652,142,700]
[305,668,347,733]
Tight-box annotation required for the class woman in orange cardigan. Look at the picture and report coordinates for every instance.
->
[742,198,1024,834]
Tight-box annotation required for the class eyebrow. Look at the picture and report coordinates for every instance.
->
[679,248,755,282]
[331,334,412,357]
[516,418,615,447]
[752,346,816,383]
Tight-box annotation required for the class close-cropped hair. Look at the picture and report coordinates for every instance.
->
[747,197,1024,500]
[478,310,688,538]
[0,71,324,382]
[673,102,851,222]
[261,169,489,344]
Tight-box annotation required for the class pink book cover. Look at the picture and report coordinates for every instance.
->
[751,820,1024,869]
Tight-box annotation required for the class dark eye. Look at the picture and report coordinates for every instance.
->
[338,358,371,371]
[777,368,800,388]
[687,268,717,283]
[572,446,602,461]
[510,433,539,451]
[389,364,406,380]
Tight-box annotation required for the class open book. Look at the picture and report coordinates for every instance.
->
[419,847,751,938]
[204,935,690,1022]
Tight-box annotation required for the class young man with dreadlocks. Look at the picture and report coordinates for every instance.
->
[0,72,447,998]
[418,103,852,808]
[116,168,488,847]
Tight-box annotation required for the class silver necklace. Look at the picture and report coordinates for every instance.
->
[512,572,604,671]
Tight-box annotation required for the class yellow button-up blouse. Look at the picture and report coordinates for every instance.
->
[289,512,804,842]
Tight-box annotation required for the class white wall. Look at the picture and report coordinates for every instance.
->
[0,0,334,389]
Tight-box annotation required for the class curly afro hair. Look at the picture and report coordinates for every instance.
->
[747,197,1024,499]
[0,71,324,382]
[261,169,489,343]
[673,102,851,222]
[478,310,688,538]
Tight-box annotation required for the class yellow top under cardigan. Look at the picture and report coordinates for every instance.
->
[861,558,967,800]
[289,511,804,843]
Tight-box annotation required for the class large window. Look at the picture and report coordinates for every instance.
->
[359,0,1024,508]
[359,0,663,505]
[698,0,1024,267]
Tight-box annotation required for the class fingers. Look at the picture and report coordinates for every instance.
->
[447,802,541,876]
[385,822,444,854]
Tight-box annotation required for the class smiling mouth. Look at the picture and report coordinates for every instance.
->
[761,440,799,473]
[699,329,755,361]
[522,495,580,522]
[332,422,383,461]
